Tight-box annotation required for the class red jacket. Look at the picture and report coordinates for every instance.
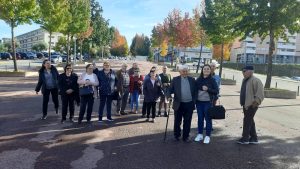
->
[129,75,144,94]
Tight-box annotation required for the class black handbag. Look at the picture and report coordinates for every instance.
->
[79,86,94,96]
[112,91,121,100]
[208,105,226,120]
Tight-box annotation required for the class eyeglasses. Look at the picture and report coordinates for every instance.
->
[66,67,72,70]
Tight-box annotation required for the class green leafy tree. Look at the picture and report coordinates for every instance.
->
[0,0,37,71]
[130,34,151,56]
[53,37,67,53]
[32,42,47,52]
[0,43,7,52]
[233,0,300,88]
[3,41,20,52]
[201,0,241,77]
[36,0,70,58]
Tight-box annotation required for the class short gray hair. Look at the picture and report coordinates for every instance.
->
[178,65,189,71]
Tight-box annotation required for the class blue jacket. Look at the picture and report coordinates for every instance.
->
[97,69,118,95]
[35,65,59,94]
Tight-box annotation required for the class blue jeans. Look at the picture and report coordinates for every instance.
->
[196,101,212,136]
[98,95,113,120]
[130,90,139,110]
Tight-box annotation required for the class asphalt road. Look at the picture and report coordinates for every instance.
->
[0,61,299,169]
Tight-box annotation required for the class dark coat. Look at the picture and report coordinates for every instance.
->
[58,73,80,104]
[97,69,118,95]
[168,76,197,111]
[143,78,162,102]
[35,65,59,94]
[196,76,219,102]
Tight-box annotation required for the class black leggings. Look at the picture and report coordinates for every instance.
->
[42,88,59,115]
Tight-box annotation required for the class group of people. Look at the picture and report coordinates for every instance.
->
[35,60,264,145]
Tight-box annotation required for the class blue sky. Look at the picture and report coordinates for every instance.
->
[0,0,200,44]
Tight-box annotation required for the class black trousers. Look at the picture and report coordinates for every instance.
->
[174,101,194,140]
[142,101,147,115]
[61,94,75,120]
[78,94,94,122]
[146,102,156,119]
[42,88,59,116]
[116,87,129,112]
[242,106,258,140]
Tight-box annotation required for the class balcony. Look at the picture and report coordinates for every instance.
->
[276,51,295,56]
[277,44,296,49]
[245,42,256,47]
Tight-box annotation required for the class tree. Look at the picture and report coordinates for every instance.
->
[0,0,37,71]
[77,25,93,61]
[0,43,7,52]
[36,0,70,59]
[53,37,67,53]
[32,42,47,52]
[3,41,20,52]
[212,44,232,60]
[130,34,151,56]
[233,0,300,88]
[62,0,90,63]
[201,0,241,77]
[110,28,128,56]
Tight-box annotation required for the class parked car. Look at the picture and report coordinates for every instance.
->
[41,52,49,58]
[192,61,204,67]
[36,52,44,59]
[291,76,300,81]
[50,55,62,63]
[0,52,12,60]
[9,52,21,59]
[26,52,37,59]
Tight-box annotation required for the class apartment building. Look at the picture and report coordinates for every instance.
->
[16,28,64,52]
[231,32,300,64]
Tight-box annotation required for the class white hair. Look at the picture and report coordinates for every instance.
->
[178,65,189,71]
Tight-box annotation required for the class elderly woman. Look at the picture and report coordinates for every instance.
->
[97,61,118,122]
[35,59,59,120]
[58,64,79,123]
[77,64,99,125]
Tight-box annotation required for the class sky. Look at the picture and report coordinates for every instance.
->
[0,0,200,44]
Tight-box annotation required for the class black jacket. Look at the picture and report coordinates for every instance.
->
[35,65,59,94]
[168,76,197,111]
[196,76,219,102]
[58,73,80,104]
[143,78,162,102]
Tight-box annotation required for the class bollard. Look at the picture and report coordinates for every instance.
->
[233,75,235,80]
[275,82,277,88]
[298,86,299,96]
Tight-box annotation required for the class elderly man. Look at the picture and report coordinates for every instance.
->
[237,65,264,145]
[116,63,130,115]
[128,62,139,76]
[168,65,197,142]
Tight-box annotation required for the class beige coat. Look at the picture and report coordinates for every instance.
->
[243,75,264,109]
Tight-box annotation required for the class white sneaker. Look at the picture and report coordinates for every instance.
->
[203,136,210,144]
[194,134,203,142]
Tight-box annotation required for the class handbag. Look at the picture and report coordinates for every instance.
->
[112,91,121,100]
[79,86,94,96]
[208,105,226,119]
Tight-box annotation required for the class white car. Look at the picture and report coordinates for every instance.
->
[291,76,300,81]
[50,55,62,64]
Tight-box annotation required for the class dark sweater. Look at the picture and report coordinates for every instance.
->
[196,76,219,102]
[97,69,118,95]
[35,65,59,94]
[143,78,162,102]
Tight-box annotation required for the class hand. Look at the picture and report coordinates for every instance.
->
[202,86,208,91]
[251,101,259,108]
[36,91,39,95]
[66,89,73,94]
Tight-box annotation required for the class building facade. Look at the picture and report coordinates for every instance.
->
[230,32,300,64]
[16,28,63,52]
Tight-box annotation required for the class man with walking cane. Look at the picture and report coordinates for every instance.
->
[165,65,197,142]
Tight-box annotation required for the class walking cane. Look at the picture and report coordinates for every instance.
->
[163,98,172,142]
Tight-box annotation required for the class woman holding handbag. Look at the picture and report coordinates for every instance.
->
[194,64,218,144]
[58,64,80,123]
[77,64,99,125]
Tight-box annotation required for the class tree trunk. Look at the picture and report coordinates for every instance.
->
[196,42,203,73]
[11,20,18,72]
[264,30,275,89]
[218,42,224,77]
[170,47,174,67]
[80,40,83,62]
[48,31,52,61]
[67,34,70,65]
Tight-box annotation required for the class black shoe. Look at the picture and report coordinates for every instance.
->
[86,121,92,127]
[41,115,47,120]
[183,138,192,143]
[69,118,74,123]
[249,138,259,144]
[164,112,168,117]
[174,137,180,141]
[157,111,161,117]
[78,121,82,125]
[141,115,146,118]
[61,119,65,124]
[120,111,127,115]
[55,108,59,115]
[236,138,249,145]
